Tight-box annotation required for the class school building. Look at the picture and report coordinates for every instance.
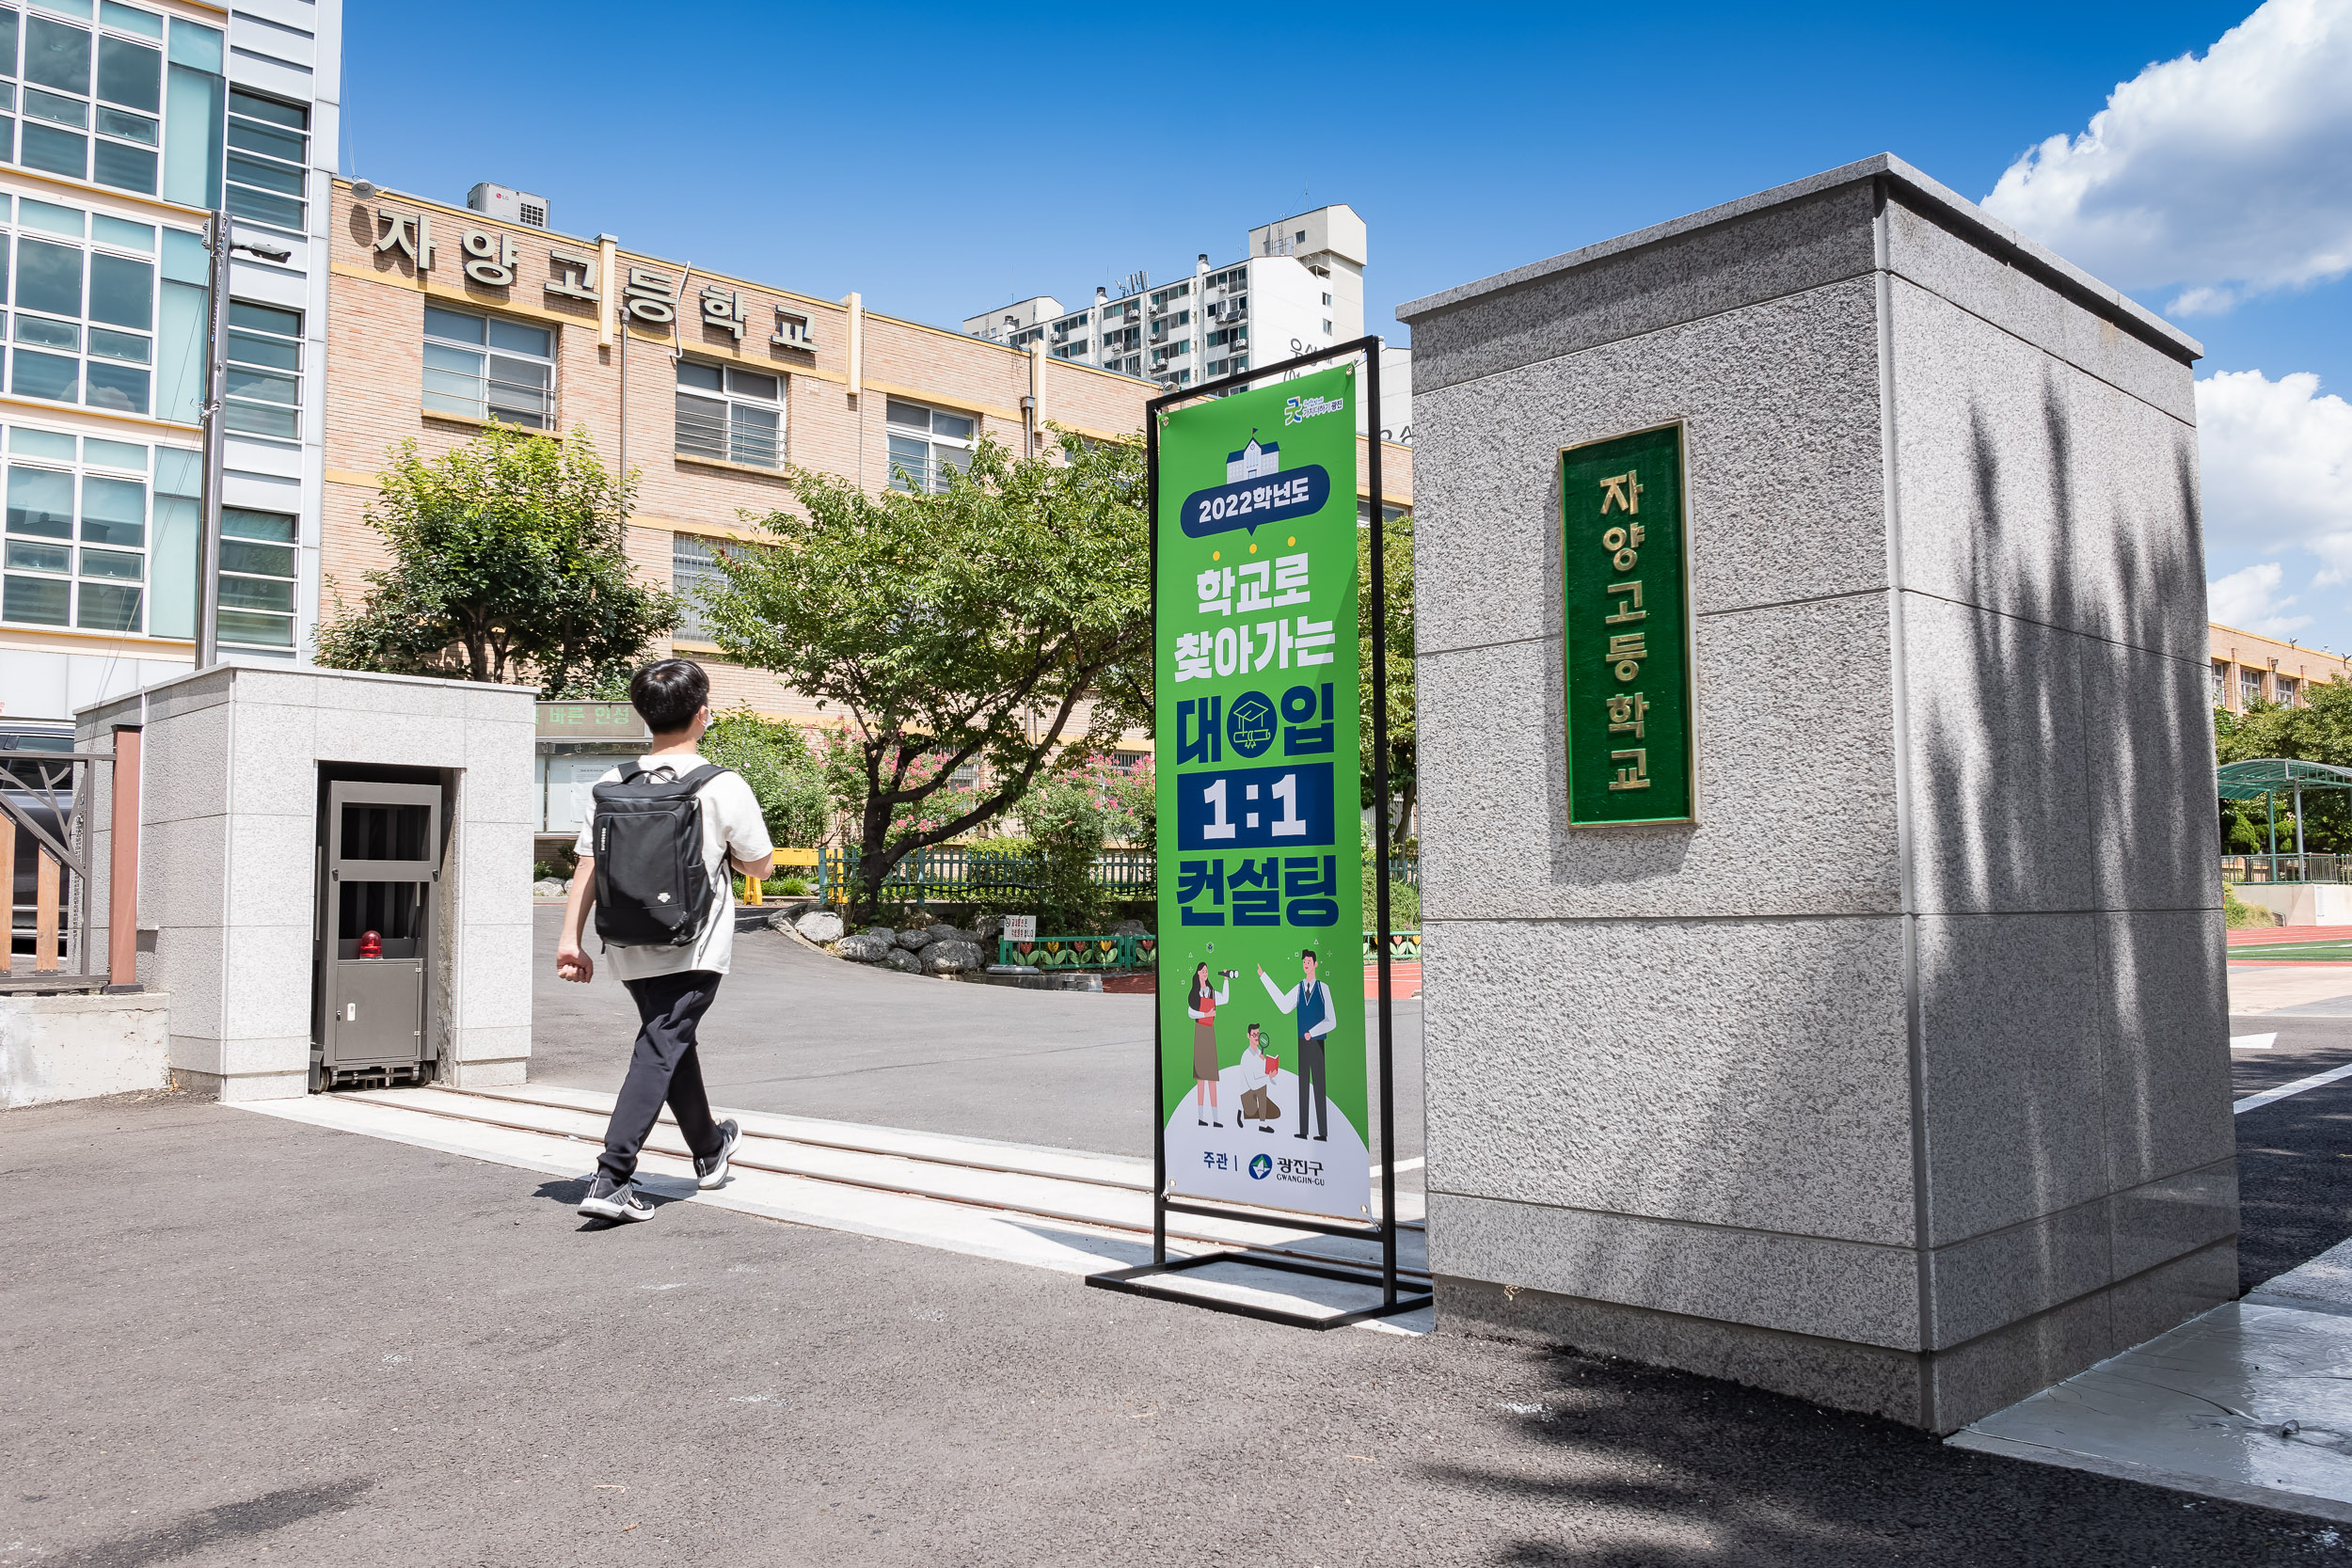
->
[2210,620,2350,714]
[318,177,1414,840]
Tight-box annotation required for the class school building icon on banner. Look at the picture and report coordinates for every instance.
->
[1227,433,1279,483]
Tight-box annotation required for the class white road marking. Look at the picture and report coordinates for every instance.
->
[2232,1033,2279,1051]
[2235,1060,2352,1115]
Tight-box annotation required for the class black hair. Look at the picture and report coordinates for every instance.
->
[1189,963,1210,1006]
[630,658,709,735]
[1248,1022,1263,1036]
[1299,948,1318,964]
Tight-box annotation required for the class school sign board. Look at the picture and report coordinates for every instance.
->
[1154,364,1370,1221]
[1561,422,1697,826]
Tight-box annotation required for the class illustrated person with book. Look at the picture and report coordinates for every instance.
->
[1259,949,1335,1141]
[1236,1022,1280,1132]
[1185,961,1233,1127]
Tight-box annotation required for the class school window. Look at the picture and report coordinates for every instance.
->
[421,305,553,427]
[215,505,294,648]
[0,1,178,196]
[222,300,298,438]
[1322,319,1333,334]
[670,532,726,643]
[2279,676,2299,706]
[2212,661,2228,702]
[224,88,306,230]
[1322,293,1332,306]
[675,361,783,468]
[4,196,167,416]
[0,426,173,635]
[2243,668,2265,707]
[884,400,974,494]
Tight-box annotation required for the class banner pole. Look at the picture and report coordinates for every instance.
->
[1148,404,1168,1269]
[1365,344,1397,1308]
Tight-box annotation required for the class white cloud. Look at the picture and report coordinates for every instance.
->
[1982,0,2352,307]
[2197,371,2352,579]
[2209,562,2313,634]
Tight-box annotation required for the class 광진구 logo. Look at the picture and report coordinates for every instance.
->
[1282,393,1345,426]
[1248,1153,1273,1180]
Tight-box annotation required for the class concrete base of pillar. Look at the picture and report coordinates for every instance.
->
[168,1068,309,1102]
[1435,1238,2241,1434]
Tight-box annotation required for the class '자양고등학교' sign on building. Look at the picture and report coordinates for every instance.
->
[1155,363,1369,1221]
[1562,423,1696,825]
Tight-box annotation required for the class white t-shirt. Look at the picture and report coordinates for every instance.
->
[574,753,773,981]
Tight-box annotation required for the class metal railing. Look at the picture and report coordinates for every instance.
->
[1362,929,1422,962]
[4,732,136,993]
[2223,854,2352,885]
[675,398,781,468]
[819,844,1156,907]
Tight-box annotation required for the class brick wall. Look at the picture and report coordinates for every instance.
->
[322,181,1413,744]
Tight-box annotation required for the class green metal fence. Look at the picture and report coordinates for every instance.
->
[819,845,1156,907]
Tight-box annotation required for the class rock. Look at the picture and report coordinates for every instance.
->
[791,911,844,943]
[968,914,1004,941]
[882,949,924,974]
[835,932,895,963]
[532,879,564,898]
[896,926,940,951]
[924,924,972,945]
[1109,918,1148,935]
[922,939,986,974]
[862,927,898,944]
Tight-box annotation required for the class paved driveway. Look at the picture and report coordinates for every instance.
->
[530,908,1425,1164]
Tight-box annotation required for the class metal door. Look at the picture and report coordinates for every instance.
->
[316,781,441,1087]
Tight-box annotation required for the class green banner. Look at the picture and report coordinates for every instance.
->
[1153,364,1368,1220]
[1562,422,1696,825]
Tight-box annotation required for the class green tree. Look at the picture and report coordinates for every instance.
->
[1359,511,1415,833]
[2214,682,2352,852]
[699,709,833,849]
[314,423,675,697]
[701,429,1150,926]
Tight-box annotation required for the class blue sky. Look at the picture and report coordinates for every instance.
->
[345,0,2352,646]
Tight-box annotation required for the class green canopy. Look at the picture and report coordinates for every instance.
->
[2217,758,2352,801]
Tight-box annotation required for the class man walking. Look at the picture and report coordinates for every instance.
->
[556,659,774,1223]
[1259,949,1336,1142]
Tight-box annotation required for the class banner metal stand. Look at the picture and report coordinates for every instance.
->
[1086,337,1431,1331]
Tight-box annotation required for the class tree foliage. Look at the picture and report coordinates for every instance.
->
[698,709,833,849]
[700,428,1151,925]
[2213,682,2352,853]
[313,424,675,697]
[1359,512,1415,831]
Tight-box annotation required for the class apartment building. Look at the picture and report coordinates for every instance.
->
[320,180,1416,835]
[2212,621,2352,713]
[961,202,1416,444]
[0,0,340,727]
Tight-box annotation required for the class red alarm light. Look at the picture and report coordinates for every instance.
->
[358,929,382,958]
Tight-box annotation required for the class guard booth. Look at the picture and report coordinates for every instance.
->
[313,778,442,1090]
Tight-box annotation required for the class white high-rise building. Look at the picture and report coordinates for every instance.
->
[0,0,341,732]
[961,203,1412,442]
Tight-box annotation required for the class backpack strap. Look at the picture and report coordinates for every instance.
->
[621,762,727,789]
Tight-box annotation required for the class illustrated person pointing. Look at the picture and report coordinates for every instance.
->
[1259,949,1335,1142]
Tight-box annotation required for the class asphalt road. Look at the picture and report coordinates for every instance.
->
[530,908,1427,1164]
[3,1092,2333,1568]
[2232,1006,2352,1292]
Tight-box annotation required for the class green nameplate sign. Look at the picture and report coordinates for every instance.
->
[1561,422,1696,825]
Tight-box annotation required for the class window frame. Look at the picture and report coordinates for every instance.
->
[3,196,166,417]
[421,303,555,428]
[674,358,786,469]
[221,297,299,439]
[882,399,977,494]
[0,424,172,636]
[223,85,306,230]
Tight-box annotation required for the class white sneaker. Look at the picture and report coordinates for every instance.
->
[695,1118,742,1190]
[579,1175,653,1223]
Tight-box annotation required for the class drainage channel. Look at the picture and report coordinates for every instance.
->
[344,1085,1432,1288]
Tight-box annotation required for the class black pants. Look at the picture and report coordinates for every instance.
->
[597,969,725,1185]
[1295,1037,1327,1139]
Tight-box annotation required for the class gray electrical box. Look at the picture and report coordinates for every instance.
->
[312,781,441,1090]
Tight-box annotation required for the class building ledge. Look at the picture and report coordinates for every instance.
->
[675,452,791,483]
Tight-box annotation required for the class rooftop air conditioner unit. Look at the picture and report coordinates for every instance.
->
[467,182,549,229]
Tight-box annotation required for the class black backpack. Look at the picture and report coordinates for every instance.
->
[590,762,728,948]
